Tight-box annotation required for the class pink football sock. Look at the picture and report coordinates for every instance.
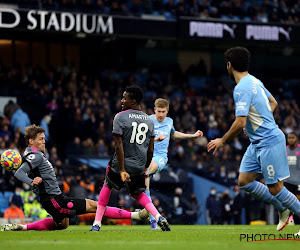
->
[95,185,112,221]
[132,193,160,219]
[26,218,54,231]
[104,207,131,219]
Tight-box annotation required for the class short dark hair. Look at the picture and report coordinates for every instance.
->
[288,132,299,138]
[125,85,144,104]
[25,125,45,145]
[224,47,250,72]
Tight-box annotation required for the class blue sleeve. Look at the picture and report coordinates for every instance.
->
[170,119,175,134]
[234,88,251,117]
[264,87,271,98]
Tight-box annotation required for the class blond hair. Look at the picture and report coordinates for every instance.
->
[154,98,169,109]
[24,125,45,146]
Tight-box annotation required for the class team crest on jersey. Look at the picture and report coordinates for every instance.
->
[159,158,165,166]
[168,124,171,129]
[27,154,35,162]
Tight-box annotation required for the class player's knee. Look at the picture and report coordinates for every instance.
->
[55,222,69,230]
[238,178,248,187]
[90,200,97,211]
[268,186,278,196]
[267,183,282,196]
[85,199,97,213]
[61,224,68,230]
[238,173,258,187]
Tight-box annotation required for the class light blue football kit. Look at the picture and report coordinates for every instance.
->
[235,74,300,221]
[145,115,175,228]
[234,74,289,184]
[149,115,175,173]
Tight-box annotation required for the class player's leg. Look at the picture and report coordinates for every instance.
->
[283,183,300,227]
[238,145,290,231]
[145,159,159,229]
[295,193,300,226]
[128,174,170,231]
[1,194,75,231]
[260,140,300,231]
[85,198,149,220]
[104,206,149,220]
[53,218,69,230]
[90,167,124,231]
[145,156,167,229]
[238,146,287,215]
[283,183,298,226]
[294,192,300,235]
[1,218,56,231]
[90,182,112,231]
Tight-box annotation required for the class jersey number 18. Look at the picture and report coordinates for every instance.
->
[130,122,148,144]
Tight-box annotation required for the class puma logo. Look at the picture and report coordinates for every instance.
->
[223,24,237,38]
[279,27,292,41]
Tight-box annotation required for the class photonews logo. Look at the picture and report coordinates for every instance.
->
[240,233,300,242]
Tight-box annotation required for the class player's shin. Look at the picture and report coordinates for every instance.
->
[26,218,55,231]
[275,187,300,218]
[240,181,286,211]
[144,189,156,222]
[93,185,112,226]
[132,193,160,220]
[104,206,131,219]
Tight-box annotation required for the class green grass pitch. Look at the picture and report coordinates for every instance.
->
[1,225,299,250]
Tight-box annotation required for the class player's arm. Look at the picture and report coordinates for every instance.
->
[207,116,247,154]
[112,114,130,182]
[14,162,42,187]
[155,135,167,141]
[268,95,278,113]
[145,137,154,169]
[171,130,203,140]
[113,135,130,182]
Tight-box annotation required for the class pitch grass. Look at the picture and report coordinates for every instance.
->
[1,225,300,250]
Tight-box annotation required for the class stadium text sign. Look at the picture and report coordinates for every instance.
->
[246,24,292,41]
[189,21,236,38]
[180,17,299,43]
[0,8,113,34]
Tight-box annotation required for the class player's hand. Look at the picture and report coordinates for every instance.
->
[144,168,150,178]
[194,130,203,138]
[31,177,42,187]
[155,135,167,141]
[120,171,131,182]
[207,138,225,155]
[243,128,248,137]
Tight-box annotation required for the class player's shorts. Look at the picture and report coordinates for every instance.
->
[152,155,168,174]
[284,182,300,195]
[40,194,86,223]
[239,139,290,185]
[105,165,146,195]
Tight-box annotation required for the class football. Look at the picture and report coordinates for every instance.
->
[0,149,22,171]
